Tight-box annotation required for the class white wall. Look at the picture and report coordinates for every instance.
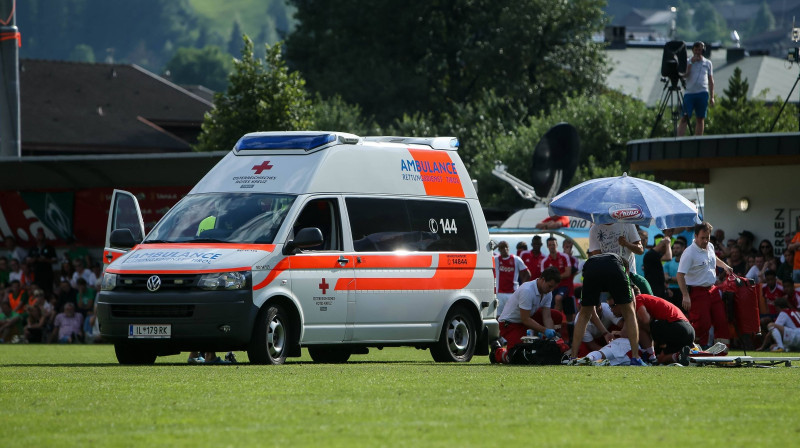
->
[704,165,799,255]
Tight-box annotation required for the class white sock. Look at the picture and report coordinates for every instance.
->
[771,328,784,349]
[587,351,603,362]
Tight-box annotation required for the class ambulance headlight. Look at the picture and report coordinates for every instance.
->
[198,271,248,290]
[101,273,118,291]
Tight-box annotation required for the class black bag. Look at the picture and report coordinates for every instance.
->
[507,339,564,365]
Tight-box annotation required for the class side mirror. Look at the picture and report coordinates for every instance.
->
[284,227,324,255]
[110,228,142,249]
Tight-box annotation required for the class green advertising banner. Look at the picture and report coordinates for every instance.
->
[19,191,74,240]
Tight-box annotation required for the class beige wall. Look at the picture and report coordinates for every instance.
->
[704,165,799,255]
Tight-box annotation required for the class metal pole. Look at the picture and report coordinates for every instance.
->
[0,0,21,157]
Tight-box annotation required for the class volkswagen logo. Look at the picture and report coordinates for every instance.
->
[146,275,162,292]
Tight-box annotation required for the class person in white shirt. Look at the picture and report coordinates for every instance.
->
[588,222,643,274]
[70,259,97,290]
[761,298,800,352]
[490,267,561,364]
[494,241,530,317]
[676,222,732,348]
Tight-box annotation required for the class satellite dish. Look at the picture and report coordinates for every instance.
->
[530,123,580,199]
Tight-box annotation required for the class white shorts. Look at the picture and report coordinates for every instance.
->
[784,327,800,350]
[599,338,633,366]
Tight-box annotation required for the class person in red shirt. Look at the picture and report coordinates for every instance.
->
[761,269,785,319]
[536,215,569,230]
[561,239,580,321]
[519,235,545,282]
[494,241,530,317]
[783,280,800,310]
[609,290,694,365]
[540,237,571,317]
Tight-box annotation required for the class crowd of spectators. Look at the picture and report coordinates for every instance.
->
[639,225,800,351]
[492,222,800,360]
[0,232,102,344]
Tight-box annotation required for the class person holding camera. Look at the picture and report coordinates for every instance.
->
[678,41,715,136]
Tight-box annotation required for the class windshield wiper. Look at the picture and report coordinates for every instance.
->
[142,239,173,244]
[186,238,229,243]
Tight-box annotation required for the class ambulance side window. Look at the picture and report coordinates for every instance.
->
[346,198,412,252]
[291,198,342,251]
[345,197,477,252]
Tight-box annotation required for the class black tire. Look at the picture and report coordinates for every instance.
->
[248,303,290,365]
[114,343,157,365]
[308,346,351,363]
[430,305,477,362]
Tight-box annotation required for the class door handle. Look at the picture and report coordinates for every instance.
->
[105,253,113,261]
[337,256,349,265]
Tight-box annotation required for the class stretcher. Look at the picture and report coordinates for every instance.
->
[689,355,800,367]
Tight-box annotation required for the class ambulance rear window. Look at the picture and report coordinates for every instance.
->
[235,134,336,151]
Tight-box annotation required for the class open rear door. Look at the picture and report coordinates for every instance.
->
[103,189,145,271]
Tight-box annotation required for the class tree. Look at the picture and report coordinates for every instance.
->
[227,21,244,57]
[70,44,95,63]
[674,0,697,41]
[285,0,608,125]
[165,46,233,92]
[692,1,727,42]
[705,67,798,134]
[195,36,313,152]
[747,1,775,37]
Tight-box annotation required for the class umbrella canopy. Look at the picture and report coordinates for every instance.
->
[548,173,700,229]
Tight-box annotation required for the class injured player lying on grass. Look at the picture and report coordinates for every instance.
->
[565,337,730,366]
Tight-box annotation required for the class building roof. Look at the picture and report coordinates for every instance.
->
[606,47,798,106]
[627,132,800,183]
[0,151,227,190]
[714,55,799,101]
[20,59,213,155]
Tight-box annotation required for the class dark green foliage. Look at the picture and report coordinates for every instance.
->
[165,46,233,92]
[195,37,313,152]
[285,0,609,125]
[227,21,245,57]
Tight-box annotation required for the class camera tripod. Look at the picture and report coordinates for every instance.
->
[769,64,800,132]
[650,77,685,138]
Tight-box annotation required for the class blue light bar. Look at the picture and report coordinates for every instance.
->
[235,134,337,151]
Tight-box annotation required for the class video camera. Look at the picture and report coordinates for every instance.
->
[661,40,687,87]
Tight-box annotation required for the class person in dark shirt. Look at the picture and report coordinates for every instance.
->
[643,230,674,300]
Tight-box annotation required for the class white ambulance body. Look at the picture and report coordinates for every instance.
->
[97,132,498,364]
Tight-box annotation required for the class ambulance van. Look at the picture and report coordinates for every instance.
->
[96,132,498,365]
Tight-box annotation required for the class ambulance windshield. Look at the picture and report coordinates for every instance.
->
[144,193,296,244]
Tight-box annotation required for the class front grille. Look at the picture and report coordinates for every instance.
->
[111,305,195,318]
[116,274,201,291]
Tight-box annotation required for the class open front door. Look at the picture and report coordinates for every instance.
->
[103,189,145,271]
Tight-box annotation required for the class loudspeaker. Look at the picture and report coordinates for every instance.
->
[530,123,580,199]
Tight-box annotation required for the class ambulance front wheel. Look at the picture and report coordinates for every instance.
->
[114,342,157,365]
[430,305,476,362]
[248,303,290,365]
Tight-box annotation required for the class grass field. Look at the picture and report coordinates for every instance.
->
[1,345,798,447]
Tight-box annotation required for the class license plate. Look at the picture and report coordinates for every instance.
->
[128,324,171,339]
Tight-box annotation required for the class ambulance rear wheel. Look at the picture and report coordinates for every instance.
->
[248,303,290,365]
[308,346,351,363]
[114,343,157,365]
[430,305,476,362]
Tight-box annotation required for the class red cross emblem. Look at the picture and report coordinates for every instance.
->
[318,278,330,295]
[252,161,273,174]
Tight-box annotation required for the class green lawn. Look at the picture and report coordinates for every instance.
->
[1,345,797,447]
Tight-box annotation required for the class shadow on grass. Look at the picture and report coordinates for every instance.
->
[0,360,498,367]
